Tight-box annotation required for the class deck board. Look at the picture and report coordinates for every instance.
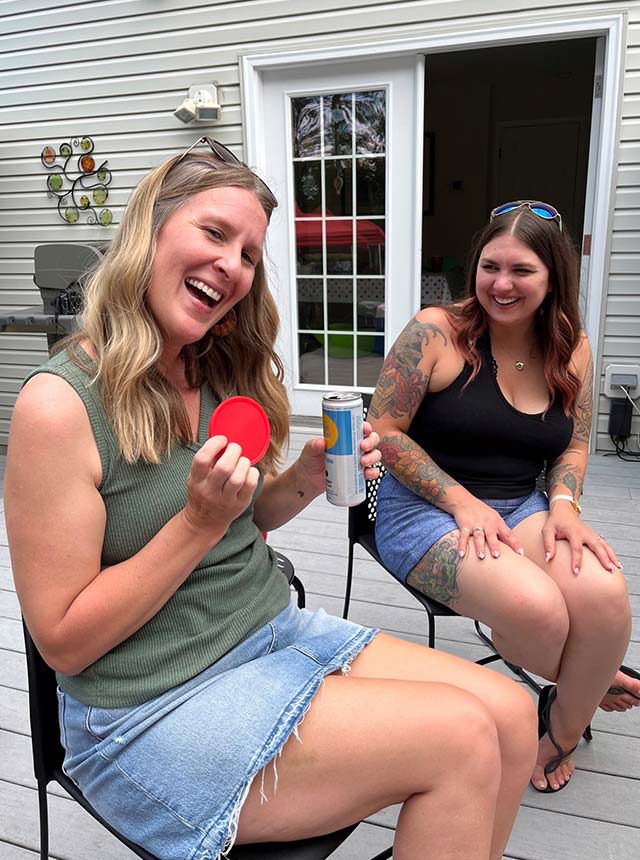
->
[1,439,640,859]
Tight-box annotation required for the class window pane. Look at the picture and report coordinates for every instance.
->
[357,341,384,386]
[295,221,323,275]
[326,219,353,275]
[356,218,385,275]
[355,90,386,154]
[328,342,355,387]
[292,96,321,157]
[297,278,324,330]
[291,87,387,391]
[325,159,352,216]
[299,333,325,384]
[324,93,352,156]
[356,158,385,216]
[295,161,322,215]
[357,277,384,331]
[327,278,353,329]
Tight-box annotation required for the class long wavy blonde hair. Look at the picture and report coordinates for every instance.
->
[65,152,289,471]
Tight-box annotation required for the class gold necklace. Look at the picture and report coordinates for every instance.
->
[493,351,535,372]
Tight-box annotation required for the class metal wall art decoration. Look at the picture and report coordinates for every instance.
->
[40,137,113,225]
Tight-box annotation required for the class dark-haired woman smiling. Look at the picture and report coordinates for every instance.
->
[371,201,637,793]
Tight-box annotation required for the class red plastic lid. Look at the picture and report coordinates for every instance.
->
[208,396,271,465]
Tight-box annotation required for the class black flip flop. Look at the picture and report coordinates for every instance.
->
[531,685,577,794]
[607,664,640,700]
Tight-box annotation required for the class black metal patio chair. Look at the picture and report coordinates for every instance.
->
[343,393,542,694]
[23,552,392,860]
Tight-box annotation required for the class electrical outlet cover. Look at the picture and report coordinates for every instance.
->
[604,364,640,398]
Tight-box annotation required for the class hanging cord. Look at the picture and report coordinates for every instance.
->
[608,384,640,461]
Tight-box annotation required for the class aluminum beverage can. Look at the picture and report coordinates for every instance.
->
[322,392,366,507]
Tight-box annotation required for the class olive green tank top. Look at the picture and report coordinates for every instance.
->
[24,349,290,707]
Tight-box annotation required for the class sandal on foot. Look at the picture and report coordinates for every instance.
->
[531,685,578,794]
[607,664,640,700]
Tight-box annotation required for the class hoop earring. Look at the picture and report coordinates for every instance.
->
[212,308,237,337]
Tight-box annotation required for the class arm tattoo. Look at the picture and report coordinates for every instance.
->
[380,433,459,506]
[369,318,447,420]
[572,350,593,443]
[407,533,461,606]
[545,461,584,499]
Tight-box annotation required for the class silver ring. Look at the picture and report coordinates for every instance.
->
[460,526,471,533]
[597,534,605,541]
[472,526,484,534]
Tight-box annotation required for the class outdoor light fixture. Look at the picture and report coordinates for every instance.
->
[173,84,221,123]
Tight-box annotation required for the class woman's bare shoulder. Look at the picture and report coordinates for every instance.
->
[571,331,593,376]
[13,372,96,452]
[10,371,102,487]
[414,304,453,326]
[412,305,458,348]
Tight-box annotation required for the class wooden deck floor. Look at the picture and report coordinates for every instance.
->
[1,431,639,860]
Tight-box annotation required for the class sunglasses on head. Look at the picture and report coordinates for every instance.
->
[174,136,275,200]
[490,200,563,232]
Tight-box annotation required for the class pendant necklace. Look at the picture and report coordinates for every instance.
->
[492,350,535,373]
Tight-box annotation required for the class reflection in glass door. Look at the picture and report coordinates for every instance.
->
[291,90,386,390]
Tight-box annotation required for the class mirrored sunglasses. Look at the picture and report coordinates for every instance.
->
[174,136,276,201]
[490,200,562,232]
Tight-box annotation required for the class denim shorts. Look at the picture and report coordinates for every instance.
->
[375,473,549,583]
[58,597,378,860]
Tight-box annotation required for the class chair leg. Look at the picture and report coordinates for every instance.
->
[476,653,503,667]
[38,782,49,860]
[291,576,306,609]
[343,544,355,619]
[427,611,435,649]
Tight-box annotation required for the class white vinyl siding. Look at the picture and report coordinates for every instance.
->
[601,15,640,450]
[1,0,639,451]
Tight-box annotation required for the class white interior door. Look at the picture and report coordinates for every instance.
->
[259,55,423,416]
[580,36,605,335]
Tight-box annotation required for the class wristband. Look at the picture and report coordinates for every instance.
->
[549,494,582,515]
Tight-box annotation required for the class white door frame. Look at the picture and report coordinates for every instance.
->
[257,58,424,415]
[241,11,625,431]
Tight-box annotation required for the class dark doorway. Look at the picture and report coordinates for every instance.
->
[421,38,597,304]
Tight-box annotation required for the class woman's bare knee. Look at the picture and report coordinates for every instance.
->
[489,577,569,677]
[568,563,631,637]
[407,685,503,792]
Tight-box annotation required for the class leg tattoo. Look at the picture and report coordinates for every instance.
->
[407,533,461,606]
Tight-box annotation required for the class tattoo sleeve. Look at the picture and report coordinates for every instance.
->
[572,349,593,444]
[370,316,459,506]
[545,343,592,500]
[379,433,459,506]
[545,460,584,499]
[369,318,447,420]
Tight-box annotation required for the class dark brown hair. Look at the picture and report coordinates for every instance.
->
[446,207,583,415]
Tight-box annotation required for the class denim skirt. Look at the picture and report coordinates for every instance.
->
[375,473,549,583]
[58,597,378,860]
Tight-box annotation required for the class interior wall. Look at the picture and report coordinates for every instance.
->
[422,38,596,290]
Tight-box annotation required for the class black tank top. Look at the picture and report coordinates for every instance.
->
[407,334,574,498]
